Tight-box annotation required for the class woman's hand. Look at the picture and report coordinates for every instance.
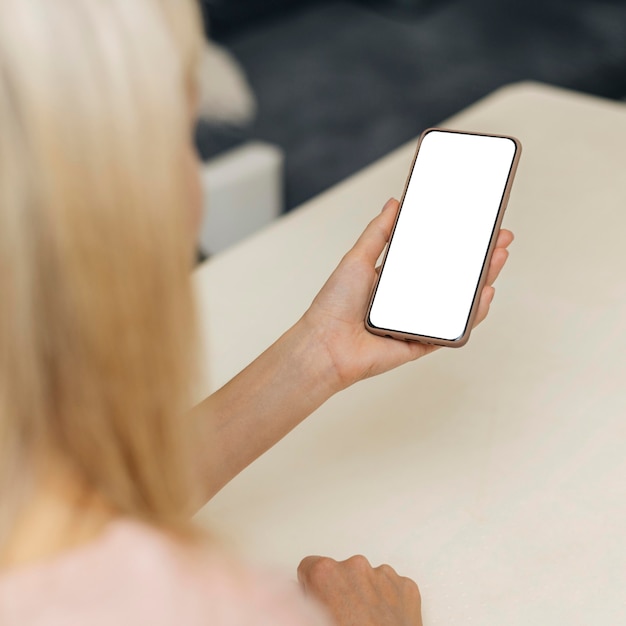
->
[298,554,422,626]
[302,198,514,391]
[194,198,513,500]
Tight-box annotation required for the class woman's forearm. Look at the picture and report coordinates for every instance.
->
[191,316,339,504]
[189,200,514,507]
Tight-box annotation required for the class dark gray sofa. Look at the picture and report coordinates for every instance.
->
[197,0,626,210]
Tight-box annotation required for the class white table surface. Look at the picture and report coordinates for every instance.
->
[194,82,626,625]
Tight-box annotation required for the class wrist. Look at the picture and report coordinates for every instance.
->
[290,313,345,400]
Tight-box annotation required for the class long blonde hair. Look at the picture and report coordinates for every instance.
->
[0,0,204,544]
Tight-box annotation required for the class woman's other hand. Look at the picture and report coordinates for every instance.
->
[302,198,514,390]
[298,555,422,626]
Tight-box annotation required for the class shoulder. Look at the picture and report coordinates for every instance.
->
[0,519,329,626]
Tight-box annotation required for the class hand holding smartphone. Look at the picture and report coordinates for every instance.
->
[366,128,521,347]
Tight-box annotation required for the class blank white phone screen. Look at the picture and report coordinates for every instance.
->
[369,130,517,341]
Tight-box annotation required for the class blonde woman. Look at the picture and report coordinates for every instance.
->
[0,0,514,624]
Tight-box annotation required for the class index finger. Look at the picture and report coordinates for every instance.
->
[496,228,514,248]
[297,555,325,585]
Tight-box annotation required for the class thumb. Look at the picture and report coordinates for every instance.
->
[349,198,399,265]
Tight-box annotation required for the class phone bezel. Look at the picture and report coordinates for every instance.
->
[365,127,522,348]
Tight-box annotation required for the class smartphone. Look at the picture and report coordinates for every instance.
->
[366,128,521,347]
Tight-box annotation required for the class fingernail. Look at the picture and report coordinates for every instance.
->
[382,198,396,212]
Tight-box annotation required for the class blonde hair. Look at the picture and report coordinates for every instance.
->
[0,0,204,545]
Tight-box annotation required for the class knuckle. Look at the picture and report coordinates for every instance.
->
[373,222,390,244]
[305,556,337,583]
[376,563,397,577]
[345,554,371,572]
[402,576,422,599]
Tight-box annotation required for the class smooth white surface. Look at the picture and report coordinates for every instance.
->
[193,82,626,625]
[199,141,283,255]
[369,130,517,341]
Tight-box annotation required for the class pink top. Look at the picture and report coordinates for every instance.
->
[0,520,330,626]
